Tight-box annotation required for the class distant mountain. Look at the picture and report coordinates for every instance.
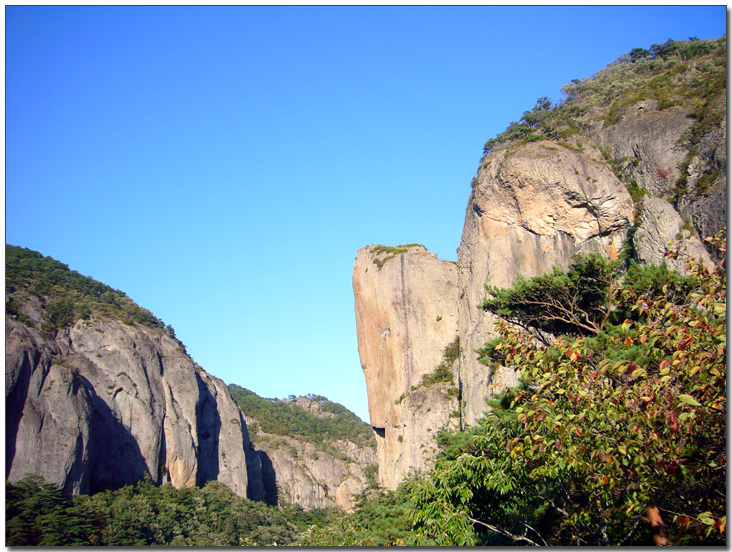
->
[230,386,377,511]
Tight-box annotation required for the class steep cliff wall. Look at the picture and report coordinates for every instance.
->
[355,48,725,489]
[353,244,460,489]
[457,140,636,423]
[6,310,261,499]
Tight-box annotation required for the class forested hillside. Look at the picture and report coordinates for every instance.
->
[229,385,375,452]
[6,245,178,338]
[6,475,323,546]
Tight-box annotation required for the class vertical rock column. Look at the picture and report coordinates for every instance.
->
[353,245,459,490]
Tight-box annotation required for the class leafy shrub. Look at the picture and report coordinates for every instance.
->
[410,233,727,546]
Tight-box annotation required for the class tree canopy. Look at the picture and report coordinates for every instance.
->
[410,232,726,546]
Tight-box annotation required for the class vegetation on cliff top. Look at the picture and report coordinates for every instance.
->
[482,35,726,156]
[6,245,179,340]
[228,385,376,456]
[370,243,425,269]
[481,35,726,215]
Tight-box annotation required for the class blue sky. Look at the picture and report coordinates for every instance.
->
[6,6,726,422]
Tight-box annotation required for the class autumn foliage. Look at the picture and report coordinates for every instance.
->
[411,232,726,546]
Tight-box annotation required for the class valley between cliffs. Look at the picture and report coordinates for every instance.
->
[5,246,377,512]
[6,36,726,514]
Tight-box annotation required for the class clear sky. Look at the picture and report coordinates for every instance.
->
[6,5,726,422]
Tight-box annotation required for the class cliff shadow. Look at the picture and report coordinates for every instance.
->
[5,349,37,478]
[251,449,278,506]
[195,376,221,486]
[77,375,150,495]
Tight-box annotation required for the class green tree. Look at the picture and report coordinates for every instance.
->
[411,233,726,546]
[480,253,621,344]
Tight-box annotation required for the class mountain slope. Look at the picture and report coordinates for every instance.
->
[5,245,262,497]
[229,386,377,511]
[6,245,378,512]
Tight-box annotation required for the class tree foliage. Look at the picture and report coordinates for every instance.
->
[6,474,326,546]
[481,254,621,344]
[411,233,726,546]
[298,477,424,546]
[6,245,178,340]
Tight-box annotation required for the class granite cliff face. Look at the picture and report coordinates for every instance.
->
[457,140,637,424]
[353,245,461,489]
[354,49,725,489]
[7,247,380,511]
[6,311,260,499]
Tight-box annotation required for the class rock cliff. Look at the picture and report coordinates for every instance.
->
[6,312,260,499]
[353,244,461,490]
[457,140,637,423]
[354,42,725,489]
[7,246,380,511]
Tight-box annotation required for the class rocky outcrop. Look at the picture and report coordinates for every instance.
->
[353,244,460,490]
[6,313,260,499]
[355,100,724,488]
[634,195,714,273]
[249,430,377,512]
[457,141,636,424]
[588,98,727,245]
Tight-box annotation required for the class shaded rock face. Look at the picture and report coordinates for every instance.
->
[6,315,259,499]
[353,245,460,490]
[588,100,727,245]
[355,100,724,489]
[634,196,714,273]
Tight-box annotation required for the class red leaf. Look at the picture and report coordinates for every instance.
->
[679,337,693,351]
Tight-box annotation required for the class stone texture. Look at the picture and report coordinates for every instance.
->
[353,245,460,490]
[588,100,727,247]
[5,315,259,498]
[251,432,377,512]
[457,141,634,424]
[588,103,694,195]
[634,196,713,273]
